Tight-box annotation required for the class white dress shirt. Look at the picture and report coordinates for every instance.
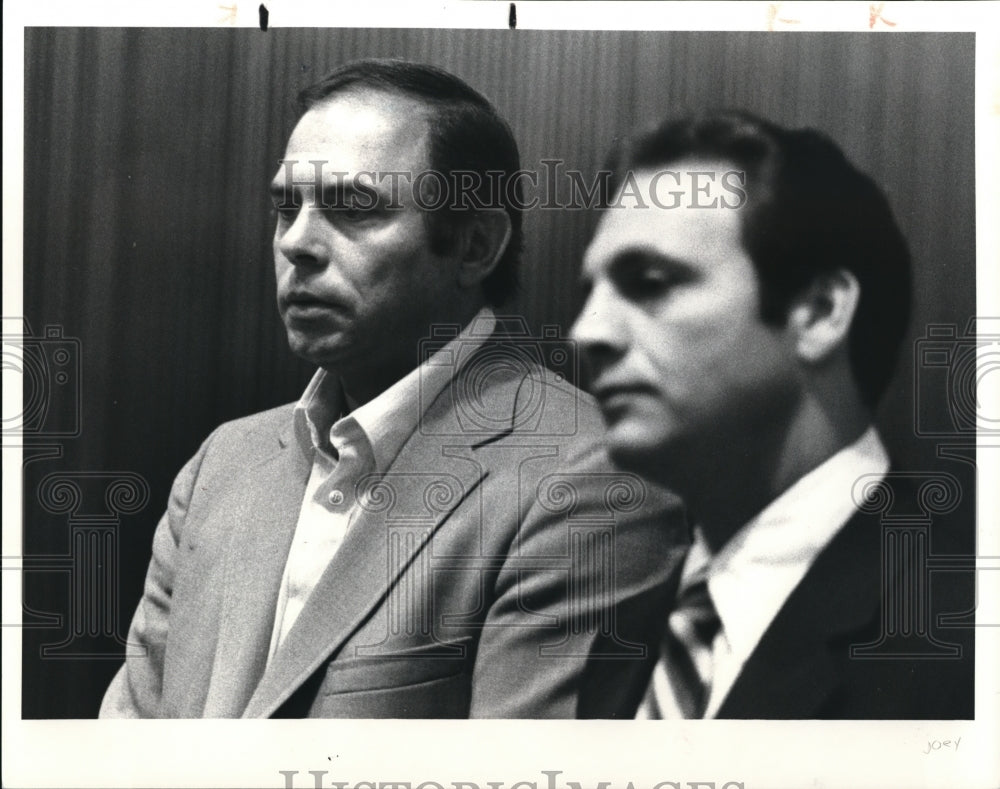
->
[267,308,497,661]
[638,426,890,718]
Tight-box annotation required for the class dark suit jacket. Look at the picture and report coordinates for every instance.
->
[100,355,684,718]
[714,476,975,719]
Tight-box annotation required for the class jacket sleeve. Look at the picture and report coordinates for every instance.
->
[98,436,213,718]
[468,435,686,718]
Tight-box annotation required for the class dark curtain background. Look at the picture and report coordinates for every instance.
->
[20,28,976,717]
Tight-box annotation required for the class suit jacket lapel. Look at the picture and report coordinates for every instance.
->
[716,505,882,718]
[242,366,521,718]
[199,422,310,717]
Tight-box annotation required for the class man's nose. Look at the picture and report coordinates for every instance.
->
[276,207,328,267]
[570,282,629,366]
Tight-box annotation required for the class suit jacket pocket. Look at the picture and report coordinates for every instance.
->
[319,636,474,695]
[306,637,475,718]
[309,670,471,718]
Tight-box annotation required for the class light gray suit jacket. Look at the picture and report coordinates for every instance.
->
[101,354,684,717]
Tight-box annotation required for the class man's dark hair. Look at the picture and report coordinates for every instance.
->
[604,110,911,407]
[298,58,523,307]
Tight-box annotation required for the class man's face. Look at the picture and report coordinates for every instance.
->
[271,90,460,377]
[571,159,801,474]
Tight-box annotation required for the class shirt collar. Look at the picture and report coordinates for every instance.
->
[293,367,345,456]
[680,426,890,662]
[293,307,497,473]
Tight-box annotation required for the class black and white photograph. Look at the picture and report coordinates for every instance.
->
[3,2,998,787]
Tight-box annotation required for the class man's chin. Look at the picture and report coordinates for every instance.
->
[599,419,685,478]
[604,438,669,478]
[285,333,352,370]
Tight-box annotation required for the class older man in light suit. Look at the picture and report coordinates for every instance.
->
[100,59,683,718]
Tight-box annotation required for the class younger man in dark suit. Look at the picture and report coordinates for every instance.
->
[571,111,974,718]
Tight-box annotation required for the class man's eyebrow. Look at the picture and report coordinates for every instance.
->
[607,248,689,272]
[579,246,660,278]
[268,181,372,207]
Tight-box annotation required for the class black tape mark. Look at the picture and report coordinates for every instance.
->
[508,3,517,29]
[259,3,269,31]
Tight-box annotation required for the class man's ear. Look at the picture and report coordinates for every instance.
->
[786,268,861,363]
[455,209,513,289]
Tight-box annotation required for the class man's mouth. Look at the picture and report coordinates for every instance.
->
[590,382,654,412]
[283,292,345,315]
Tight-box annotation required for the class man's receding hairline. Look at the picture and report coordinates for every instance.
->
[304,84,436,125]
[297,85,435,161]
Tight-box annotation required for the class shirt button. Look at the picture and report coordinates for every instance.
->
[328,489,345,506]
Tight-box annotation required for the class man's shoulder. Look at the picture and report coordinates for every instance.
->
[214,400,296,437]
[472,350,605,439]
[748,464,974,718]
[518,364,605,437]
[200,401,298,459]
[421,343,606,450]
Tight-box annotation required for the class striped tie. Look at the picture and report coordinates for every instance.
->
[642,576,721,718]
